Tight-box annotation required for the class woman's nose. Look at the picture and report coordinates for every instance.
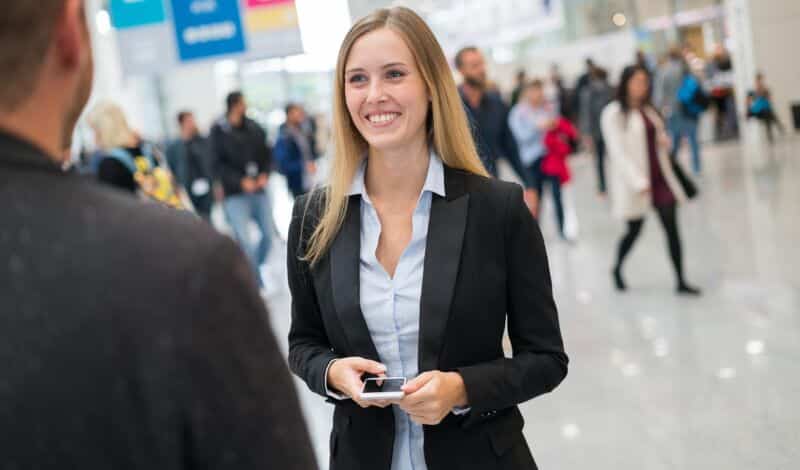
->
[366,80,387,104]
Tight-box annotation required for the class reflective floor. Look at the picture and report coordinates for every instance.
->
[261,134,800,469]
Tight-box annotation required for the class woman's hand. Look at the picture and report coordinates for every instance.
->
[398,371,468,426]
[327,357,393,409]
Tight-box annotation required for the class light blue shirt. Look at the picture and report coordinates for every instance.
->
[326,151,457,470]
[508,102,556,167]
[356,151,442,470]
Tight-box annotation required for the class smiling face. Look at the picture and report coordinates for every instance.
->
[343,27,429,153]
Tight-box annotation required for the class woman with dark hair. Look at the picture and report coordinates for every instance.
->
[600,65,701,295]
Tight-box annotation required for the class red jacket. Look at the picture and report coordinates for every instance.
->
[540,118,579,184]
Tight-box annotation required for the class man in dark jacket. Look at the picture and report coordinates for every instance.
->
[0,2,317,469]
[455,47,534,190]
[166,110,215,219]
[210,92,274,287]
[274,103,317,198]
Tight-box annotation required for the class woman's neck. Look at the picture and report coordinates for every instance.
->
[629,98,645,110]
[365,136,429,207]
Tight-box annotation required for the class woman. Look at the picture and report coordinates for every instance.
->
[601,65,701,296]
[287,7,568,470]
[87,101,186,209]
[508,79,564,235]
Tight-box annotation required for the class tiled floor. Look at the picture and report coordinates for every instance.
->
[260,135,800,469]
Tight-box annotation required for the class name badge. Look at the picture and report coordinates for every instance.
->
[191,178,210,196]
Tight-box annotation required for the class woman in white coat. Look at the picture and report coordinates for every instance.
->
[601,65,701,296]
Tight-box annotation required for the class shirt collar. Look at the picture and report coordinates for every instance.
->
[348,150,446,199]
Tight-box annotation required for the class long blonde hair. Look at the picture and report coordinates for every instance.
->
[303,7,488,265]
[86,101,137,151]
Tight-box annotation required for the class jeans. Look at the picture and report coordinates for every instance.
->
[223,190,274,287]
[527,158,565,236]
[668,114,701,174]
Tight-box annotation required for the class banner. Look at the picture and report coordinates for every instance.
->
[171,0,247,61]
[242,0,303,60]
[110,0,166,29]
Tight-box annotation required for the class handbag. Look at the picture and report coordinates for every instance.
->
[670,157,698,199]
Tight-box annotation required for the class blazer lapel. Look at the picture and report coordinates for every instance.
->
[329,195,381,362]
[418,167,469,373]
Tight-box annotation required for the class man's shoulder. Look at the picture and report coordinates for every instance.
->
[48,174,231,267]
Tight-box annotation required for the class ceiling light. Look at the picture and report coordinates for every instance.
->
[612,13,627,27]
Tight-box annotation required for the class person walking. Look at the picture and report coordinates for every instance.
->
[211,91,275,288]
[601,65,701,296]
[274,103,318,198]
[455,46,535,191]
[509,79,565,233]
[167,110,215,219]
[288,7,568,470]
[0,2,317,468]
[579,67,614,195]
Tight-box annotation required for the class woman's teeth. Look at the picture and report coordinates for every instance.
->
[368,113,399,124]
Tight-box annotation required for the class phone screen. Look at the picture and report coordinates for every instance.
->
[363,378,405,394]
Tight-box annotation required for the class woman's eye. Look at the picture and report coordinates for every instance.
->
[349,74,367,84]
[386,70,406,79]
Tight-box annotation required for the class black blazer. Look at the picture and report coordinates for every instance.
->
[287,165,568,470]
[0,132,316,470]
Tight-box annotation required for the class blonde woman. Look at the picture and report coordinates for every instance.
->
[87,101,143,192]
[287,7,568,470]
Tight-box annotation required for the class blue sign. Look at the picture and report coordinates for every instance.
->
[171,0,247,61]
[110,0,166,29]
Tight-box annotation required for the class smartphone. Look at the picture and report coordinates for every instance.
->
[360,377,407,400]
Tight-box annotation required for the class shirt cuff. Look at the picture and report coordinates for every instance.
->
[324,359,349,400]
[452,406,472,416]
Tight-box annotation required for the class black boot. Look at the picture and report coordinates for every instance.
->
[677,282,702,296]
[613,266,626,292]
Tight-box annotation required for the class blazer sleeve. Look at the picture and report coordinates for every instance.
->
[287,194,341,397]
[457,185,568,413]
[178,235,317,469]
[600,105,649,192]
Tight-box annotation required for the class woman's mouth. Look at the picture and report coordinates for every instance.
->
[365,112,401,128]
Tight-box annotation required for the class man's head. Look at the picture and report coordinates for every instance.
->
[177,111,198,139]
[515,69,526,85]
[455,46,487,90]
[226,91,246,121]
[285,103,305,127]
[0,0,93,156]
[585,58,595,71]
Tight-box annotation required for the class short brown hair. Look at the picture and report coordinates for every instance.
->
[454,46,479,69]
[0,1,66,110]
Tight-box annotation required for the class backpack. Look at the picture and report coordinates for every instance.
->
[677,74,709,119]
[105,145,191,211]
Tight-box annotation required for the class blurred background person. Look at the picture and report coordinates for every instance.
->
[571,58,595,123]
[601,65,701,296]
[706,44,738,141]
[87,101,187,210]
[579,66,614,196]
[673,61,709,175]
[509,79,559,223]
[167,110,215,220]
[211,91,275,289]
[509,68,527,107]
[747,72,785,144]
[548,64,573,121]
[455,46,534,190]
[274,103,318,198]
[0,1,317,468]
